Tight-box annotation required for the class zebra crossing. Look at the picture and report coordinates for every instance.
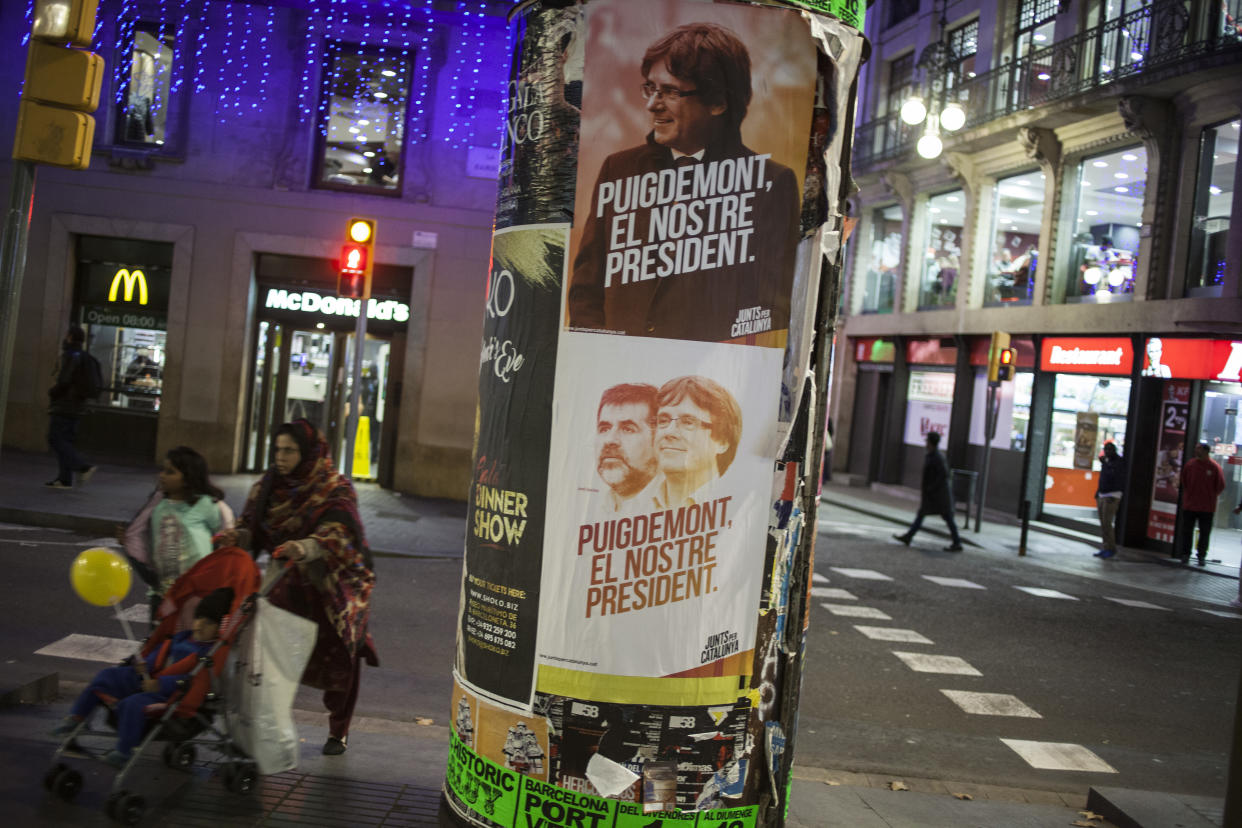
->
[815,563,1240,776]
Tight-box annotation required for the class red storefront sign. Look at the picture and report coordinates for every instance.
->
[906,338,957,365]
[1040,337,1133,376]
[854,337,896,363]
[1140,338,1242,381]
[968,336,1036,368]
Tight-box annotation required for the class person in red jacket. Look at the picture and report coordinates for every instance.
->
[1177,442,1226,566]
[50,587,233,765]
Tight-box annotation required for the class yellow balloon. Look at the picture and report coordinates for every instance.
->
[70,548,132,607]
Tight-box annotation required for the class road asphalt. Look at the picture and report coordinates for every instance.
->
[1,449,1235,827]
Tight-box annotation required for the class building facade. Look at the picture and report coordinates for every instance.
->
[834,0,1242,558]
[1,0,515,498]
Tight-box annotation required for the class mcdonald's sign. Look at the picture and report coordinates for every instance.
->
[108,268,148,305]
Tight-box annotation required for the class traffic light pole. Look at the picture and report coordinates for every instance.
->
[342,296,367,480]
[974,381,998,531]
[0,160,37,466]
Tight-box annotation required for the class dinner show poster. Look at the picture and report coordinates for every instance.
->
[458,225,567,706]
[563,0,817,348]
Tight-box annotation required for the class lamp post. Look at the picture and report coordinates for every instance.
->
[898,0,964,159]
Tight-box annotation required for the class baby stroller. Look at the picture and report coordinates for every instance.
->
[44,547,312,825]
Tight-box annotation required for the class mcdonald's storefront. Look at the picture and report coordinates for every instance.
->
[74,235,173,458]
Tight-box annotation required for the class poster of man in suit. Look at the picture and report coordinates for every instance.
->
[565,0,817,347]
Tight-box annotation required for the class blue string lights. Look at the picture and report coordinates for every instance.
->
[19,0,509,150]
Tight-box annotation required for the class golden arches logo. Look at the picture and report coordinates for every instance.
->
[108,268,148,305]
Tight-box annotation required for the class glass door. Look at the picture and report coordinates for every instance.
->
[1200,383,1242,569]
[335,333,391,481]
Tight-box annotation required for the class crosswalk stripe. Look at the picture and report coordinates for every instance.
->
[941,690,1041,718]
[1103,597,1171,611]
[854,626,932,644]
[922,575,985,589]
[829,567,893,581]
[891,651,981,676]
[812,572,830,584]
[1198,609,1242,619]
[1014,586,1078,600]
[999,739,1117,773]
[821,603,891,620]
[116,604,149,622]
[36,634,139,664]
[811,587,857,601]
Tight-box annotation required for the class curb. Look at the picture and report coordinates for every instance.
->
[821,495,1240,581]
[0,669,58,708]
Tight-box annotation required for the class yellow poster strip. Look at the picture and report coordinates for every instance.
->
[537,666,747,706]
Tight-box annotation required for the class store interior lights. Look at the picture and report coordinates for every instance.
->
[899,0,965,159]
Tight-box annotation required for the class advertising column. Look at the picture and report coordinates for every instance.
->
[447,1,864,826]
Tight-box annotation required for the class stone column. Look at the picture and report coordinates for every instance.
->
[1119,95,1177,299]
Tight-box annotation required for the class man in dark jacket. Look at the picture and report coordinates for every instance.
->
[46,326,97,489]
[893,431,962,551]
[1093,441,1125,558]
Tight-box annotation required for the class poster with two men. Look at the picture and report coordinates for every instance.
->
[535,0,818,707]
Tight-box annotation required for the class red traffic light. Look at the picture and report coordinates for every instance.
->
[338,242,368,298]
[340,242,367,276]
[998,347,1017,381]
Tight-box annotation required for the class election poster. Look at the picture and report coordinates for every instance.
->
[494,3,584,229]
[563,0,818,346]
[1147,381,1190,543]
[538,333,782,704]
[457,225,568,706]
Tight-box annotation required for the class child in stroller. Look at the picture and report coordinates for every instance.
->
[51,586,234,766]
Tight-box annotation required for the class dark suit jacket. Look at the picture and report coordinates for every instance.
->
[567,132,800,343]
[920,448,952,514]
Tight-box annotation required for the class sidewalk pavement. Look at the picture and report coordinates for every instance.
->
[0,449,467,559]
[1,450,1232,826]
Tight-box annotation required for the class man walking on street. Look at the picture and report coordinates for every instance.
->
[893,431,962,552]
[46,326,97,489]
[1094,441,1125,559]
[1177,442,1225,566]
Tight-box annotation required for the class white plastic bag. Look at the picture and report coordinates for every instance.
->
[225,597,317,774]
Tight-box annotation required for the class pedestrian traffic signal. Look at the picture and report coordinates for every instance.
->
[337,217,375,299]
[987,331,1011,383]
[13,0,104,170]
[337,243,368,298]
[997,347,1017,382]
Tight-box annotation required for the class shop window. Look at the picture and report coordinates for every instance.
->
[918,190,964,310]
[74,236,173,413]
[1186,119,1238,298]
[859,205,902,314]
[116,22,176,146]
[985,171,1043,306]
[1043,374,1131,522]
[315,44,413,194]
[969,369,1033,451]
[904,370,956,446]
[1063,146,1145,304]
[1009,0,1057,108]
[946,19,979,86]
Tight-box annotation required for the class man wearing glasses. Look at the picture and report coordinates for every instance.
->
[652,376,742,508]
[567,22,800,343]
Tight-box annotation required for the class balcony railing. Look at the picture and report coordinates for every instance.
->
[854,0,1242,169]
